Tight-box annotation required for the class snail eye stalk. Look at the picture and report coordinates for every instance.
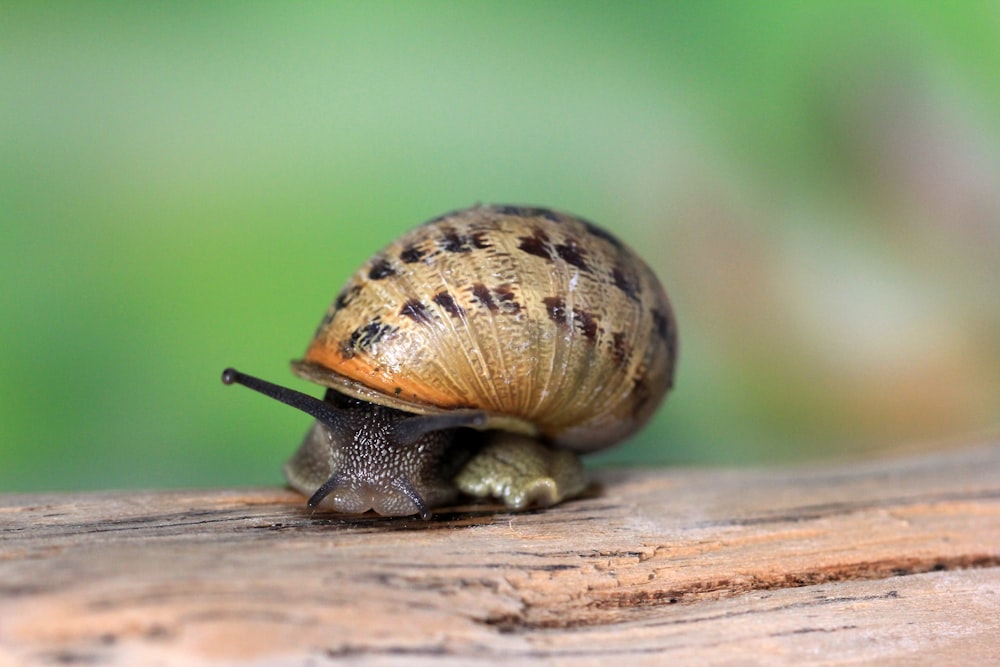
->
[221,367,348,435]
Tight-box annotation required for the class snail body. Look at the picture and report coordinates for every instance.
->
[223,204,677,519]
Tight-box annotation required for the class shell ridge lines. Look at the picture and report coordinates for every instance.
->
[432,228,504,413]
[396,229,485,408]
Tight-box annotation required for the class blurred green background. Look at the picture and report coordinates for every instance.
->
[3,2,999,492]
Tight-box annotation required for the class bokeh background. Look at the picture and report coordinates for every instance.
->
[3,2,999,492]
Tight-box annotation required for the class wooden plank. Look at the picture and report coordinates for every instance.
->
[1,442,998,665]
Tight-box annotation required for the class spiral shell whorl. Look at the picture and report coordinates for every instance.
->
[298,204,676,452]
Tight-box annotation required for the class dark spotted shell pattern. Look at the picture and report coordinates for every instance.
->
[292,204,677,453]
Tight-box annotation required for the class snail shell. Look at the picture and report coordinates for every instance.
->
[294,204,677,452]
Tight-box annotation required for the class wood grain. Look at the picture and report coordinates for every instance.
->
[1,442,998,665]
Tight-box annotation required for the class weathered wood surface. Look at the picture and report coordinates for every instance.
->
[1,442,998,666]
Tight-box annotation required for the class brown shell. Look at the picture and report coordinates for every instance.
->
[292,204,677,453]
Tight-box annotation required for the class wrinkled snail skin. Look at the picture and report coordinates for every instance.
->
[222,204,677,519]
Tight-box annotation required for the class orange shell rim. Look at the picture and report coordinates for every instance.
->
[289,359,539,437]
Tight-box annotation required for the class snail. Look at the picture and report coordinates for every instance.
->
[222,204,677,519]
